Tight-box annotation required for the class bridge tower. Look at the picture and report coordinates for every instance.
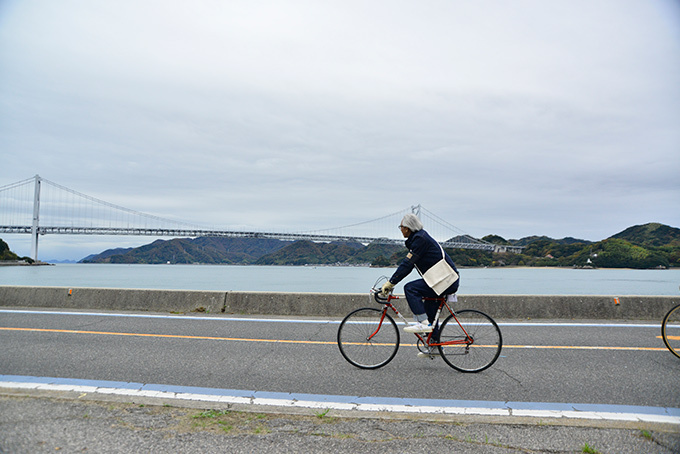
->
[31,175,41,261]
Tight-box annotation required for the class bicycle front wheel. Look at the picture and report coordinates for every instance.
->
[438,309,502,373]
[662,304,680,359]
[337,307,399,369]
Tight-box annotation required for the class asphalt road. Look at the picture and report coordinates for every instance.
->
[1,307,678,410]
[2,307,680,453]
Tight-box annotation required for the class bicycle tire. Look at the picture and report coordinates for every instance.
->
[662,304,680,359]
[337,307,400,369]
[438,309,502,373]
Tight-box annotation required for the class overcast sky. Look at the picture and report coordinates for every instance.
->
[1,0,679,260]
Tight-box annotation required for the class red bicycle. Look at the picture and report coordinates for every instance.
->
[337,279,502,372]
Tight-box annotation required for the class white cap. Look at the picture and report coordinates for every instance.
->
[400,213,423,232]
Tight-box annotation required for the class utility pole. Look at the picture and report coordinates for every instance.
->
[31,174,41,261]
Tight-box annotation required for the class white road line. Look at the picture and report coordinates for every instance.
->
[1,375,678,425]
[0,309,662,328]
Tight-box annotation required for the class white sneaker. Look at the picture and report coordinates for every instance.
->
[417,347,440,358]
[404,322,432,333]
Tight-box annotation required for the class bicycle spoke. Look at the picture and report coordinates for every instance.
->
[438,310,502,372]
[337,308,400,369]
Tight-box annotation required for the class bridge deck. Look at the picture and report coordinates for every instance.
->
[0,226,522,253]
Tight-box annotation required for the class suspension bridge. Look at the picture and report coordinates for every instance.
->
[1,175,522,260]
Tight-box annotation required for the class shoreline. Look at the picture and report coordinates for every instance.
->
[0,261,53,267]
[7,261,677,271]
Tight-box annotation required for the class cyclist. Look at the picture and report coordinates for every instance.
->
[381,214,460,337]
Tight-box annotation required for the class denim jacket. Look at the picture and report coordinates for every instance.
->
[389,229,459,286]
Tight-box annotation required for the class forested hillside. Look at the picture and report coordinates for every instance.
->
[464,223,679,269]
[81,237,289,264]
[0,239,19,261]
[0,239,38,264]
[77,222,680,269]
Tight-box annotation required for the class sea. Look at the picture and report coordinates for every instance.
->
[1,264,679,296]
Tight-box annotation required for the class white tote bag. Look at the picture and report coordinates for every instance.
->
[420,243,459,295]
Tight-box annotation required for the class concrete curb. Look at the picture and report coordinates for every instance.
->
[2,375,678,431]
[0,286,226,314]
[0,286,677,319]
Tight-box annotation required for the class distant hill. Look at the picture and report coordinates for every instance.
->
[77,222,679,269]
[81,236,404,266]
[81,237,289,264]
[0,238,19,261]
[255,240,361,266]
[0,238,37,264]
[254,240,402,266]
[446,223,678,269]
[81,247,133,262]
[611,223,680,248]
[477,222,678,269]
[448,234,592,247]
[510,236,593,247]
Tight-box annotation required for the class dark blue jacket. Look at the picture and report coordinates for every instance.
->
[389,229,459,290]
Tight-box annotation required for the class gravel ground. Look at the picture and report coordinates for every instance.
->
[0,394,678,453]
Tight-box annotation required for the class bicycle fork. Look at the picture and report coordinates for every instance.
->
[366,307,395,342]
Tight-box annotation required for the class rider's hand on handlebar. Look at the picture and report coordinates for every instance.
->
[380,281,395,296]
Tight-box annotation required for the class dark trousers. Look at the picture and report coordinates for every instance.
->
[404,278,459,338]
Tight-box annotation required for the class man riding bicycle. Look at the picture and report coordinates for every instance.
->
[381,213,460,336]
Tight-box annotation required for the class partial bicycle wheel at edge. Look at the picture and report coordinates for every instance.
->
[337,307,399,369]
[438,309,502,373]
[662,304,680,359]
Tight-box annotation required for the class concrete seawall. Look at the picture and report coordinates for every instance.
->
[0,286,677,320]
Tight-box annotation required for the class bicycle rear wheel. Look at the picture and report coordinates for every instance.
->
[337,307,399,369]
[438,309,502,373]
[662,304,680,359]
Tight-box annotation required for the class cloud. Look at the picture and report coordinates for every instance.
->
[1,0,679,259]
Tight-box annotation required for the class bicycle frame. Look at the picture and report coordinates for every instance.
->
[374,293,473,348]
[339,289,502,371]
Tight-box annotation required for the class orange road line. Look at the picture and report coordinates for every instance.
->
[503,344,666,351]
[0,327,669,351]
[0,327,332,345]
